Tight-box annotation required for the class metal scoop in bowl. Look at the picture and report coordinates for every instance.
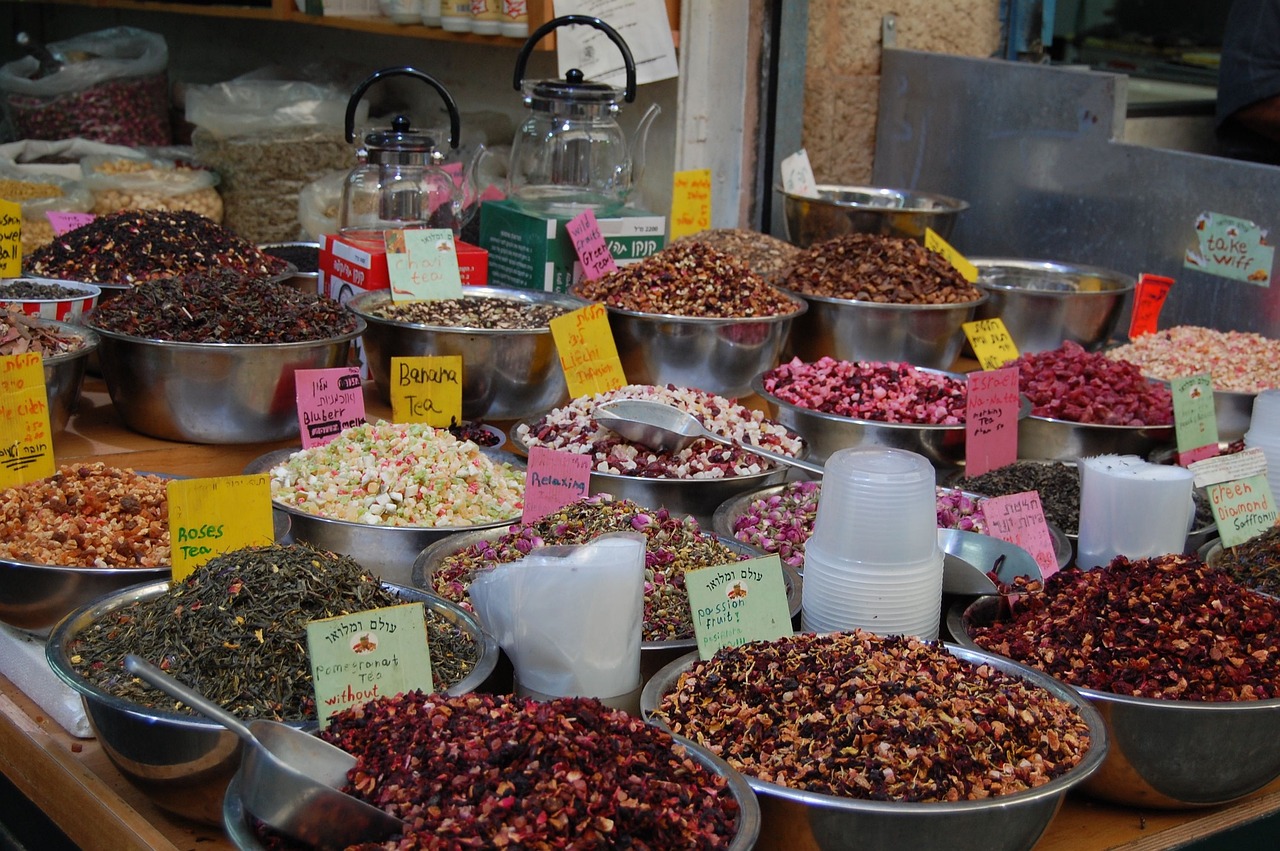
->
[123,655,402,850]
[594,398,825,476]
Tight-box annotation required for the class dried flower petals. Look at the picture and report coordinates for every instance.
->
[1108,326,1280,393]
[762,357,967,424]
[781,233,982,304]
[0,307,88,357]
[1013,342,1173,425]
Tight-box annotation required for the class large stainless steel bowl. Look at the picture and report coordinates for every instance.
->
[779,288,987,371]
[349,287,583,421]
[949,596,1280,808]
[39,319,98,436]
[1018,414,1175,462]
[46,580,498,826]
[970,259,1135,355]
[86,318,365,444]
[641,645,1107,851]
[778,184,969,248]
[573,286,808,399]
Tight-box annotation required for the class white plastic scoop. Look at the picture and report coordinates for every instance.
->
[124,655,403,850]
[594,398,825,476]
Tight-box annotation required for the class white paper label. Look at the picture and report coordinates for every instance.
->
[553,0,679,86]
[780,148,819,197]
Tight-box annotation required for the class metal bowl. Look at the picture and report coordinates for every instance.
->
[1018,414,1175,462]
[37,318,98,436]
[571,284,808,399]
[258,242,319,295]
[46,579,497,826]
[778,184,969,248]
[244,446,526,587]
[970,259,1135,355]
[779,288,987,371]
[85,317,365,444]
[349,286,583,422]
[222,730,760,851]
[0,276,100,321]
[949,595,1280,808]
[641,645,1107,851]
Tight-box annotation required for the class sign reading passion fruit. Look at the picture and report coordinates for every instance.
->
[0,352,54,487]
[686,554,793,660]
[390,355,463,427]
[166,475,274,580]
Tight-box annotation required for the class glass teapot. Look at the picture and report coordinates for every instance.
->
[340,66,472,237]
[508,15,659,217]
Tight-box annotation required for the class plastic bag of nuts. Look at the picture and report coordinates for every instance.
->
[80,153,223,223]
[0,168,93,254]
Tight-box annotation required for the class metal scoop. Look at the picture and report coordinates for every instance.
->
[594,398,825,476]
[124,655,402,851]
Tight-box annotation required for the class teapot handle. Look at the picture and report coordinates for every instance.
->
[513,15,637,103]
[344,66,461,149]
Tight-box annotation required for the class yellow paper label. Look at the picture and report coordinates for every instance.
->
[167,475,274,581]
[390,355,463,427]
[670,168,712,240]
[0,352,55,487]
[0,200,20,277]
[963,318,1020,370]
[924,227,977,282]
[550,303,628,397]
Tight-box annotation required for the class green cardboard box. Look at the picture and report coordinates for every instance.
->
[479,199,666,293]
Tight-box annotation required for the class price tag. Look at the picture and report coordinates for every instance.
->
[924,227,977,282]
[523,446,592,523]
[669,168,712,240]
[965,367,1019,478]
[166,475,274,581]
[390,355,463,427]
[549,303,627,397]
[962,318,1020,370]
[385,229,464,301]
[296,367,366,448]
[1128,274,1174,339]
[0,352,55,488]
[1206,474,1278,548]
[306,602,434,723]
[46,211,95,236]
[565,210,619,280]
[981,491,1059,579]
[0,200,20,277]
[1171,374,1219,464]
[1189,446,1267,488]
[686,555,794,660]
[779,149,818,198]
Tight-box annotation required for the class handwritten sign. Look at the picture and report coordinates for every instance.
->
[0,200,20,277]
[566,210,619,280]
[924,227,978,282]
[0,352,54,488]
[981,491,1059,578]
[307,603,434,723]
[1189,446,1267,488]
[965,367,1019,478]
[1206,474,1278,547]
[166,475,274,580]
[1171,374,1219,464]
[962,318,1020,370]
[779,149,818,198]
[686,555,793,660]
[549,303,627,397]
[1184,212,1275,286]
[669,168,712,240]
[523,446,592,523]
[46,211,95,236]
[1128,274,1173,339]
[385,229,464,301]
[296,367,365,448]
[390,355,463,427]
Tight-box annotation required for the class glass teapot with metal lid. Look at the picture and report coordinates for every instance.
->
[340,66,473,237]
[507,15,659,216]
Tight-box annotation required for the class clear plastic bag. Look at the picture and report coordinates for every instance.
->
[80,153,222,222]
[0,167,92,253]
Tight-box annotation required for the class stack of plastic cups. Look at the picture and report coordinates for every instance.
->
[1245,389,1280,501]
[800,447,944,639]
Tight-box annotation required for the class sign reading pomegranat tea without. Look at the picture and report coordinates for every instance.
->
[295,367,366,448]
[391,355,463,427]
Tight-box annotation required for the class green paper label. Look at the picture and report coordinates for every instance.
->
[686,555,793,660]
[1184,212,1275,286]
[1171,374,1220,462]
[1208,474,1279,548]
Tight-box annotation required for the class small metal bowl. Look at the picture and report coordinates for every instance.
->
[37,319,98,436]
[642,645,1107,851]
[0,276,100,321]
[778,288,987,371]
[1018,414,1175,462]
[349,286,583,422]
[949,596,1280,808]
[970,259,1135,355]
[258,242,320,295]
[46,579,497,826]
[571,284,809,399]
[778,184,969,247]
[86,317,365,444]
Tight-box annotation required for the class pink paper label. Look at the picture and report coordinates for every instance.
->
[982,491,1060,580]
[46,212,95,236]
[295,367,366,448]
[522,445,592,523]
[965,367,1019,478]
[566,210,619,280]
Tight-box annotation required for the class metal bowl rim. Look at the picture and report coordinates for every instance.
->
[348,286,589,334]
[1024,412,1174,432]
[774,284,987,313]
[85,313,365,350]
[968,258,1137,295]
[569,282,809,324]
[774,183,971,214]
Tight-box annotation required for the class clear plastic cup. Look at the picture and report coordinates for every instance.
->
[1250,389,1280,435]
[809,447,939,563]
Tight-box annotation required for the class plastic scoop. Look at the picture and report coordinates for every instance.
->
[123,655,402,851]
[594,398,825,476]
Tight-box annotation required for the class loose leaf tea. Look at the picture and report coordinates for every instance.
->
[963,460,1081,534]
[370,296,569,329]
[68,543,478,721]
[1209,525,1280,597]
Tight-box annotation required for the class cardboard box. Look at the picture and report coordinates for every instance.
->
[479,199,666,293]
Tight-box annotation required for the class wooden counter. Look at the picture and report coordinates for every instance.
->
[3,378,1280,850]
